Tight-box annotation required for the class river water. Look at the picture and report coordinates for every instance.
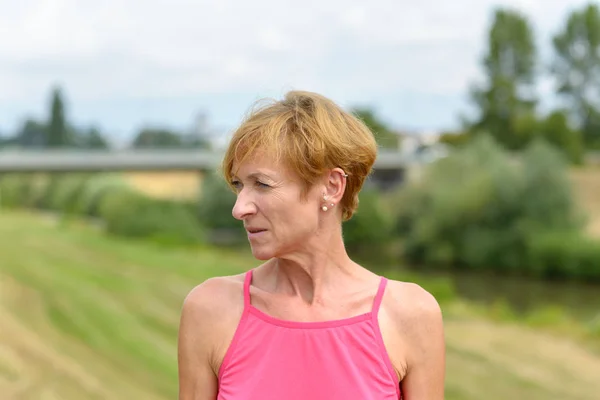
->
[425,270,600,321]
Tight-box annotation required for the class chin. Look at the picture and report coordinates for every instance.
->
[250,245,276,261]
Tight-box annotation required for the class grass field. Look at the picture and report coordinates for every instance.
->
[1,210,599,399]
[122,171,202,201]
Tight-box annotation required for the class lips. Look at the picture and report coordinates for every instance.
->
[246,228,267,234]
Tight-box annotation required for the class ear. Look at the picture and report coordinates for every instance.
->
[321,168,348,210]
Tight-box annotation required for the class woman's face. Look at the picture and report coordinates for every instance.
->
[230,154,324,260]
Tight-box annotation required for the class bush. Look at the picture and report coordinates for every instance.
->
[394,134,593,280]
[538,110,584,165]
[73,174,130,217]
[35,174,63,210]
[197,171,245,244]
[0,174,32,208]
[343,188,394,262]
[97,187,204,245]
[0,172,206,246]
[527,231,600,281]
[46,174,91,214]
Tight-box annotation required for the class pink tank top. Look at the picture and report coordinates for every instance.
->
[217,269,401,400]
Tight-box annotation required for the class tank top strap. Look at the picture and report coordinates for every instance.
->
[372,276,388,315]
[243,269,253,308]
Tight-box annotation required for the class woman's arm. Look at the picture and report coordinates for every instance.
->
[178,283,220,400]
[387,282,446,400]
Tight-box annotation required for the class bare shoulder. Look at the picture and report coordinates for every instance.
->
[381,279,444,352]
[380,279,446,398]
[383,279,443,326]
[178,274,247,398]
[180,273,247,335]
[179,273,247,369]
[182,274,246,315]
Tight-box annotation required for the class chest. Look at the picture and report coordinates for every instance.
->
[216,315,401,400]
[248,287,375,323]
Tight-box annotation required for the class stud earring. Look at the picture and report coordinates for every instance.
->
[322,205,328,211]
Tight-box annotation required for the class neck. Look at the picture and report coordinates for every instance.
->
[268,223,366,305]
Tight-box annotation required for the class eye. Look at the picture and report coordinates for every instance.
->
[256,181,271,189]
[231,180,242,190]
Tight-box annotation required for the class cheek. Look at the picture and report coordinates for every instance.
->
[285,204,319,233]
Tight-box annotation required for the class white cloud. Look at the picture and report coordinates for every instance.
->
[340,6,367,28]
[0,0,594,135]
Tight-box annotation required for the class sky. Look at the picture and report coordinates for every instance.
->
[0,0,595,146]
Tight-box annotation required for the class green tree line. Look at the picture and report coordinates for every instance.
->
[441,3,600,164]
[3,3,600,156]
[0,87,210,151]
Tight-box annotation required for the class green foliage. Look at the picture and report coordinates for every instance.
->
[35,174,64,210]
[73,174,129,217]
[98,187,203,245]
[0,174,32,208]
[551,3,600,147]
[538,110,584,164]
[77,127,110,149]
[351,108,399,149]
[15,119,47,147]
[343,188,394,262]
[47,86,69,147]
[393,134,597,281]
[527,231,600,281]
[438,131,472,148]
[197,171,245,244]
[0,173,205,246]
[130,127,209,149]
[46,174,90,214]
[467,8,538,150]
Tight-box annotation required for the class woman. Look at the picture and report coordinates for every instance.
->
[178,91,445,399]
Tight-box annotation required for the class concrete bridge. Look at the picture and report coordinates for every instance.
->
[0,149,422,190]
[0,149,413,172]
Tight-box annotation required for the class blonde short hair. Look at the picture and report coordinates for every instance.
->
[221,90,377,221]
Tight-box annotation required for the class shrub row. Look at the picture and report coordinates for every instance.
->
[392,134,600,282]
[0,173,202,245]
[0,170,395,260]
[2,136,598,284]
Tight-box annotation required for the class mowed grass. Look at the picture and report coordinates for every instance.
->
[121,171,203,201]
[1,211,600,399]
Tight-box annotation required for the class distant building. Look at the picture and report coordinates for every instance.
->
[365,129,449,191]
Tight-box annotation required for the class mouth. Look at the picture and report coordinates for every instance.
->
[246,228,267,234]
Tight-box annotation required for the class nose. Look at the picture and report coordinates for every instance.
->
[232,190,257,220]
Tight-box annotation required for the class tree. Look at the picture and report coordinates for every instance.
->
[538,110,583,164]
[131,128,185,148]
[47,86,69,147]
[16,119,47,148]
[551,3,600,147]
[79,126,110,149]
[467,8,538,150]
[351,107,400,150]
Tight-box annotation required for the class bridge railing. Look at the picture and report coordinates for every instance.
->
[0,149,415,172]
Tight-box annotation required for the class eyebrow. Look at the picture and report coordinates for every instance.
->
[232,172,273,181]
